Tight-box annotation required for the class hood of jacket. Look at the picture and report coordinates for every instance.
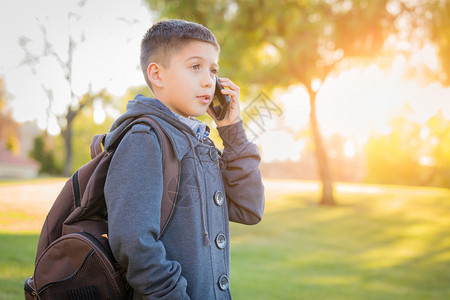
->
[104,95,196,161]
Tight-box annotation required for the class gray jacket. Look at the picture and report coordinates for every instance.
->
[104,95,265,299]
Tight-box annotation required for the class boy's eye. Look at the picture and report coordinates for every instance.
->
[192,64,200,71]
[211,68,218,75]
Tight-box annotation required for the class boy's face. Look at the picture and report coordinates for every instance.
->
[157,41,220,118]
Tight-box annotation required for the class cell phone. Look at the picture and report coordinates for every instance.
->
[209,76,231,120]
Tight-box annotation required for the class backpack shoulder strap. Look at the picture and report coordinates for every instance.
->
[107,116,179,235]
[135,117,179,235]
[147,117,179,235]
[90,134,106,159]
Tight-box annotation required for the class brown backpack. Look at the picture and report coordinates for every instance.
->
[24,116,179,300]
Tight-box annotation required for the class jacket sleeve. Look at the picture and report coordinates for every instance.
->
[104,124,190,300]
[217,120,265,225]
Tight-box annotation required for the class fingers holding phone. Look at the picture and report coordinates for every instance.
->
[208,77,242,127]
[209,77,231,121]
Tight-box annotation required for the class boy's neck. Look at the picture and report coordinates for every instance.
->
[171,111,210,142]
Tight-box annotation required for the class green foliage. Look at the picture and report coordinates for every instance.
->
[364,113,450,188]
[0,78,20,154]
[29,135,63,175]
[422,111,450,187]
[119,86,153,114]
[144,0,396,90]
[71,107,116,173]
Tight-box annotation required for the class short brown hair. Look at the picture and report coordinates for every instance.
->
[140,19,220,89]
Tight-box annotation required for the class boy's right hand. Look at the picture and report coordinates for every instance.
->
[207,77,242,127]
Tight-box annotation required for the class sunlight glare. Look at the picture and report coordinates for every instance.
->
[258,130,305,162]
[278,86,310,132]
[421,44,439,71]
[311,79,322,92]
[93,100,106,124]
[343,140,356,157]
[419,126,429,140]
[419,156,435,167]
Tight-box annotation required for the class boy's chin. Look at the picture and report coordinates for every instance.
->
[190,108,209,118]
[176,109,204,118]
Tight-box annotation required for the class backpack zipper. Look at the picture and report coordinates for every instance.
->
[75,232,117,272]
[24,278,37,299]
[72,171,81,207]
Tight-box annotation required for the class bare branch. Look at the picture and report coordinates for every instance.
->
[18,36,40,74]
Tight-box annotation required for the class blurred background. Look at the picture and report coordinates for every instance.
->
[1,0,449,203]
[1,0,450,298]
[1,0,449,195]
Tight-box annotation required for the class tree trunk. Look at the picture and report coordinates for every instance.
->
[60,92,98,177]
[307,87,335,205]
[62,110,74,177]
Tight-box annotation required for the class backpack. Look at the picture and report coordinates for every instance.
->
[24,116,179,300]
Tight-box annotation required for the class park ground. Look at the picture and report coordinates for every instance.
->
[1,178,450,299]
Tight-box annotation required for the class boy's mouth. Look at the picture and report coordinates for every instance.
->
[197,95,211,104]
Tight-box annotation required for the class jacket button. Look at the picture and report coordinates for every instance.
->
[209,147,219,161]
[215,233,227,249]
[214,191,224,206]
[218,275,229,290]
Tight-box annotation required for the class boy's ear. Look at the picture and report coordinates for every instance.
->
[147,62,164,88]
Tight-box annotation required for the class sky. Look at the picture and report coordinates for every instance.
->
[1,0,449,162]
[0,0,154,128]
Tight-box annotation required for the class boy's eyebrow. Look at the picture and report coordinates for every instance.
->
[185,56,219,69]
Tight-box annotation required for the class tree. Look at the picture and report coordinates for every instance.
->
[71,103,116,172]
[61,89,110,175]
[364,112,450,188]
[426,0,450,85]
[29,134,63,175]
[422,111,450,188]
[0,78,20,153]
[365,116,424,186]
[385,0,450,85]
[144,0,400,205]
[19,12,110,176]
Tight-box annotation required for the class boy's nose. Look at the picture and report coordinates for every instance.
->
[201,72,214,88]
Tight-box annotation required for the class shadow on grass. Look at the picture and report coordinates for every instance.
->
[2,185,449,300]
[230,189,450,300]
[0,233,39,300]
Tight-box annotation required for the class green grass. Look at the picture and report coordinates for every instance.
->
[0,232,38,300]
[230,183,450,299]
[1,181,449,299]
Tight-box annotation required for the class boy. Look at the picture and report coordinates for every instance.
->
[104,19,265,299]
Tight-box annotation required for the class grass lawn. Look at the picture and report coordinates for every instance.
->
[229,181,450,299]
[0,232,38,300]
[1,179,449,299]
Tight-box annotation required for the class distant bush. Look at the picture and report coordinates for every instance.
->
[29,135,63,175]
